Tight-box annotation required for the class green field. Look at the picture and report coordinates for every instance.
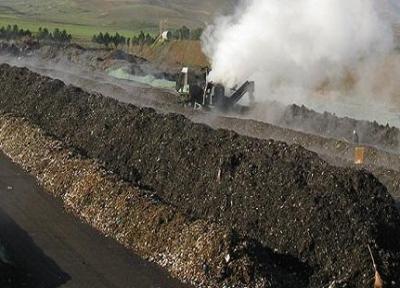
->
[0,15,142,42]
[0,0,234,41]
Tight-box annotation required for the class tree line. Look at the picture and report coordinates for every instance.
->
[170,26,203,40]
[0,25,32,40]
[0,24,204,47]
[0,24,72,44]
[92,31,156,48]
[37,27,72,43]
[92,26,204,48]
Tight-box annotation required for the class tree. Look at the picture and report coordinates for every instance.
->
[37,27,50,40]
[171,26,191,40]
[5,25,12,40]
[53,28,61,41]
[144,33,154,44]
[61,30,72,43]
[97,32,104,45]
[12,24,18,35]
[131,35,139,45]
[171,29,180,40]
[120,34,126,46]
[111,32,125,48]
[191,28,203,40]
[180,25,190,40]
[138,31,145,45]
[103,32,111,47]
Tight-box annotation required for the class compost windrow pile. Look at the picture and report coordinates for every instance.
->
[2,40,399,154]
[0,64,400,287]
[278,104,400,152]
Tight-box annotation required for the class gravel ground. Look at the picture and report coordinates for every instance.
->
[0,64,399,287]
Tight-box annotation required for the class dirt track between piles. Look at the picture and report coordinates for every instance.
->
[0,64,400,287]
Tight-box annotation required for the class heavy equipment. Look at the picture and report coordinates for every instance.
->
[176,67,255,111]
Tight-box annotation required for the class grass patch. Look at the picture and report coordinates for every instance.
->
[0,14,154,42]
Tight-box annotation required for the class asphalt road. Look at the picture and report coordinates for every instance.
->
[0,152,190,288]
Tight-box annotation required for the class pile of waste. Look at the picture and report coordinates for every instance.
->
[279,104,400,152]
[0,114,309,288]
[0,64,400,287]
[209,114,400,203]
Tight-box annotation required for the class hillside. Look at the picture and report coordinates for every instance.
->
[0,0,236,37]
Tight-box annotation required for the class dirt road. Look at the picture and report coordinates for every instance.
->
[0,152,189,288]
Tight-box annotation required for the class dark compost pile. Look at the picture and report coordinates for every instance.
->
[279,104,400,152]
[0,64,399,287]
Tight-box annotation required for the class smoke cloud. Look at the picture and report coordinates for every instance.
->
[202,0,400,121]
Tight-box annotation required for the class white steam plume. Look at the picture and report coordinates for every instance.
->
[202,0,400,117]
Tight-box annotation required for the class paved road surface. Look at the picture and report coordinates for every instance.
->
[0,152,190,288]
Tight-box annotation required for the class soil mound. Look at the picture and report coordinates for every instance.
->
[0,64,400,287]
